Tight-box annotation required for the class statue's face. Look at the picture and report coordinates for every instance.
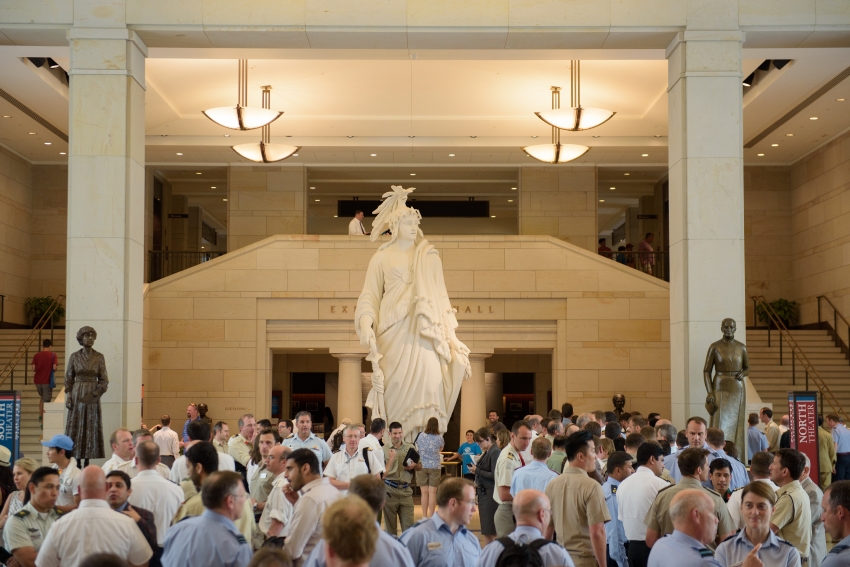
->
[81,332,95,347]
[721,320,736,339]
[398,214,418,242]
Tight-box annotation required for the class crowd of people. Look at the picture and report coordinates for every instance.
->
[3,403,850,567]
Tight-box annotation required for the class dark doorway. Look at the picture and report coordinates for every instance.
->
[291,372,325,435]
[502,372,535,430]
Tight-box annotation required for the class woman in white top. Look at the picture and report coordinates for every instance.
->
[0,457,38,527]
[715,481,801,567]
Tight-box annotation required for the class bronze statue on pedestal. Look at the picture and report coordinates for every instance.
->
[703,318,748,455]
[65,326,109,465]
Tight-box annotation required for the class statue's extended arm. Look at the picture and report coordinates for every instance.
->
[703,345,716,395]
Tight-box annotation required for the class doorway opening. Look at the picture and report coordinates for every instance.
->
[291,372,326,437]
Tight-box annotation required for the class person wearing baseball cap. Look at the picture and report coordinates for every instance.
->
[41,434,81,512]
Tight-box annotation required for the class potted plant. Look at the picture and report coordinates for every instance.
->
[24,296,65,328]
[755,298,798,328]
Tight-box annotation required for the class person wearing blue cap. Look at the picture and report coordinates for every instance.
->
[42,434,80,513]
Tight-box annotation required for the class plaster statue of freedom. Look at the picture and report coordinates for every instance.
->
[355,186,472,442]
[704,318,749,456]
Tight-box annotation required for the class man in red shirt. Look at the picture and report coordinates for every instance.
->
[31,339,58,423]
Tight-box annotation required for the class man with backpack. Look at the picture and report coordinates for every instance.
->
[324,425,384,496]
[477,488,575,567]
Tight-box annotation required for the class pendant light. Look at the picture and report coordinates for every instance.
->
[522,87,590,164]
[535,61,615,131]
[231,86,300,163]
[203,60,283,130]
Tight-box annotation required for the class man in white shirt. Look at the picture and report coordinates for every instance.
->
[102,428,135,473]
[260,445,294,537]
[325,425,384,496]
[726,451,778,529]
[358,419,386,461]
[348,210,368,236]
[171,420,235,483]
[116,429,172,479]
[283,449,342,566]
[42,434,81,513]
[35,466,153,567]
[153,415,180,468]
[617,442,670,567]
[128,441,184,550]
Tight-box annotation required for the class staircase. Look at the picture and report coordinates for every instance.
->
[748,328,850,416]
[0,329,66,459]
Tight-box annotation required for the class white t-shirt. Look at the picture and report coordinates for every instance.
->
[170,452,236,483]
[127,470,184,545]
[617,466,671,541]
[52,458,81,507]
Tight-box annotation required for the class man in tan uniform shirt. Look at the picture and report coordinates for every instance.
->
[545,430,610,567]
[761,407,781,452]
[820,417,837,489]
[770,448,812,559]
[493,420,533,537]
[645,448,736,551]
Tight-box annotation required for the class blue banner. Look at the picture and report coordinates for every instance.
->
[0,392,21,463]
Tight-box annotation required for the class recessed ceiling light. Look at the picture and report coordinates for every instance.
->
[315,199,320,202]
[511,187,517,190]
[28,132,35,135]
[293,153,298,156]
[223,198,228,201]
[196,172,202,175]
[1,115,10,118]
[654,135,662,138]
[370,154,377,157]
[211,186,216,189]
[599,199,605,202]
[308,348,314,351]
[347,136,354,138]
[470,136,477,138]
[201,246,204,249]
[333,215,338,218]
[449,154,455,157]
[531,136,538,139]
[59,152,66,155]
[410,173,416,176]
[224,134,230,137]
[757,153,765,156]
[771,143,779,147]
[624,173,630,176]
[490,215,496,218]
[810,117,818,120]
[838,98,846,102]
[609,187,616,190]
[408,136,415,138]
[310,187,316,190]
[786,133,794,137]
[44,142,51,145]
[508,199,513,202]
[176,153,183,156]
[592,136,600,138]
[641,154,649,157]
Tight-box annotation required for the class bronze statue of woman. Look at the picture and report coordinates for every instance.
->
[703,318,748,455]
[65,326,109,465]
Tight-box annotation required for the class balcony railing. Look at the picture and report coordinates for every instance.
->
[599,250,669,281]
[149,251,223,282]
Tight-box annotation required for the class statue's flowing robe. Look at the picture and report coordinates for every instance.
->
[355,239,470,441]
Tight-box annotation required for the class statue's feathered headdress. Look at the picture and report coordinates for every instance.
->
[370,185,422,243]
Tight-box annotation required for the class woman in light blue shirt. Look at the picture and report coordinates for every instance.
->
[415,417,444,518]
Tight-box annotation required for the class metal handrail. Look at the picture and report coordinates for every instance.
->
[0,295,65,389]
[751,295,848,421]
[818,295,850,363]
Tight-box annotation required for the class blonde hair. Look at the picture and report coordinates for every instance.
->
[496,429,511,449]
[322,496,378,564]
[13,458,38,475]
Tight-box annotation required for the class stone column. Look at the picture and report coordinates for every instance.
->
[330,349,368,425]
[666,31,746,426]
[460,350,493,445]
[66,29,147,445]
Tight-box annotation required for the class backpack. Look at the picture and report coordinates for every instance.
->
[331,429,345,453]
[494,537,555,567]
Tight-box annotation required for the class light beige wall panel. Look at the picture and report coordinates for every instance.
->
[598,319,662,342]
[193,297,257,319]
[568,297,630,320]
[162,319,225,342]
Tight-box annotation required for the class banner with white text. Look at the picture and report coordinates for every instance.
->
[788,391,819,483]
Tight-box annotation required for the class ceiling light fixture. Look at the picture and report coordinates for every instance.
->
[508,199,513,202]
[293,153,298,156]
[211,186,216,189]
[410,173,416,176]
[176,153,183,156]
[624,173,630,176]
[371,154,377,157]
[491,215,496,218]
[470,136,477,138]
[599,199,605,202]
[1,115,10,118]
[231,86,299,163]
[757,153,764,156]
[786,133,794,137]
[203,60,282,130]
[223,198,228,201]
[522,86,590,164]
[838,98,846,102]
[449,154,455,157]
[771,143,779,147]
[742,73,755,87]
[310,187,316,190]
[535,61,615,131]
[59,152,66,155]
[44,142,51,145]
[511,187,517,190]
[531,136,538,138]
[609,187,615,190]
[642,154,649,157]
[810,117,818,120]
[347,136,354,138]
[315,199,320,202]
[196,172,202,175]
[28,132,35,135]
[224,134,230,138]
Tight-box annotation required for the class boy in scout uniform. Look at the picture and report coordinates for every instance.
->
[3,467,63,566]
[383,421,421,535]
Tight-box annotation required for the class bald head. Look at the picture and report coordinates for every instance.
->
[655,419,672,427]
[79,466,107,500]
[669,489,717,545]
[512,489,551,532]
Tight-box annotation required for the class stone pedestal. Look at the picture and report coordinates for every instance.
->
[460,350,493,445]
[666,31,746,426]
[330,348,368,426]
[66,29,147,443]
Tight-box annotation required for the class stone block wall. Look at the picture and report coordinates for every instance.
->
[31,165,68,300]
[0,147,32,325]
[227,165,306,252]
[519,166,598,252]
[143,235,670,426]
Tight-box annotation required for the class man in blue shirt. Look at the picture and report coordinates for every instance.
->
[161,471,252,567]
[304,474,414,567]
[647,489,722,567]
[478,489,574,567]
[822,481,850,567]
[399,477,480,567]
[664,417,712,482]
[828,414,850,481]
[603,451,634,567]
[182,403,201,445]
[447,430,482,481]
[284,411,333,475]
[705,428,748,490]
[510,438,558,496]
[746,413,768,463]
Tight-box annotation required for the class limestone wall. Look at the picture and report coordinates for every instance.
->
[791,131,850,332]
[31,165,67,301]
[0,147,32,325]
[143,234,670,426]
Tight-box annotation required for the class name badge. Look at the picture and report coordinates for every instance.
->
[260,473,268,479]
[427,542,442,551]
[27,528,43,540]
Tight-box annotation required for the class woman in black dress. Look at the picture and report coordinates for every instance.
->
[471,427,500,544]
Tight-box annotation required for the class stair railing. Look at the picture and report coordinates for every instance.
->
[751,295,848,421]
[0,295,65,390]
[817,295,850,364]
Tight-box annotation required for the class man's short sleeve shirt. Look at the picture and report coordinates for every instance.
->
[545,467,611,561]
[772,480,811,557]
[3,503,61,553]
[283,433,333,475]
[493,444,523,505]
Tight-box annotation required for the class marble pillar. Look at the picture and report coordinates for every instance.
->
[66,29,147,447]
[460,350,493,445]
[666,31,746,426]
[330,349,367,426]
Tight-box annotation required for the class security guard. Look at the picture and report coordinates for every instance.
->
[645,448,736,550]
[602,451,634,567]
[821,481,850,567]
[493,421,532,537]
[382,421,421,534]
[2,467,63,566]
[647,490,723,567]
[162,471,253,567]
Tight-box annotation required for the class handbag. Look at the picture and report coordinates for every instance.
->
[49,369,55,389]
